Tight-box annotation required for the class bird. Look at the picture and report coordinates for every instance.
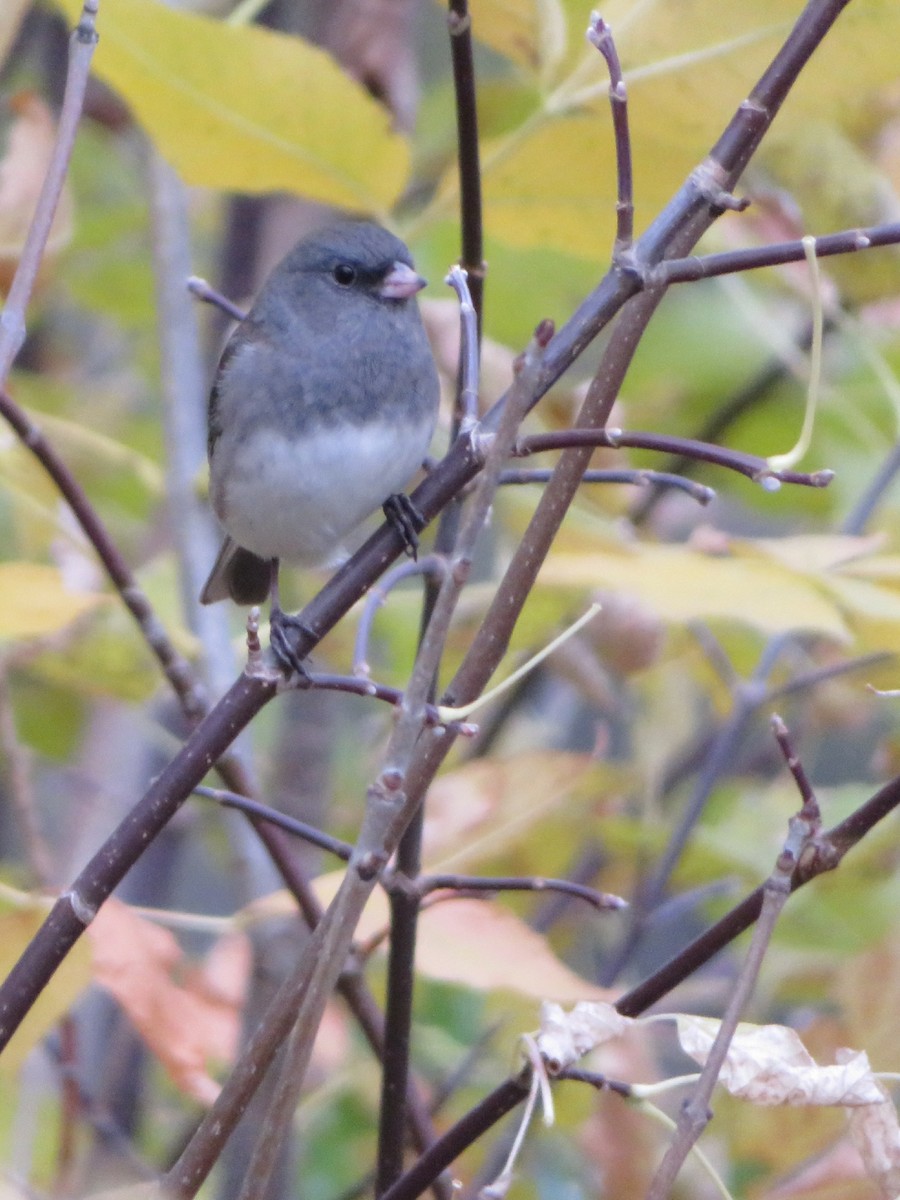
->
[200,219,440,673]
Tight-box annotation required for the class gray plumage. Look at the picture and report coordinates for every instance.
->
[201,220,440,607]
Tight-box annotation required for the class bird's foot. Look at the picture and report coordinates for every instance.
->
[269,608,315,683]
[383,493,425,560]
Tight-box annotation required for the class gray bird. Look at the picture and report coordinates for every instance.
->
[200,219,440,671]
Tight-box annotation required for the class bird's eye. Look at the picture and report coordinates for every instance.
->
[332,263,356,286]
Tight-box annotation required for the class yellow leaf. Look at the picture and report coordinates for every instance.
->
[817,574,900,652]
[0,890,93,1075]
[423,752,624,871]
[53,0,409,215]
[744,533,886,575]
[431,0,900,268]
[0,562,105,639]
[541,544,850,640]
[468,0,568,80]
[479,114,614,260]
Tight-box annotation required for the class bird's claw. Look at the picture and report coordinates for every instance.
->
[383,493,425,560]
[269,609,315,683]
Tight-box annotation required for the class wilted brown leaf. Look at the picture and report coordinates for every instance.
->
[677,1017,884,1107]
[839,1050,900,1200]
[88,899,248,1104]
[413,899,617,1002]
[536,1000,631,1073]
[0,92,74,294]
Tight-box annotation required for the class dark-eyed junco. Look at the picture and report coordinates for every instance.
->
[200,219,440,670]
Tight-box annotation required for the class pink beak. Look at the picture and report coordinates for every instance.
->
[380,261,427,300]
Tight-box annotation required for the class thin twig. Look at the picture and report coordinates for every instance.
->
[499,466,715,503]
[445,266,480,429]
[587,14,634,254]
[646,731,819,1198]
[230,323,555,1200]
[193,786,353,862]
[379,1074,532,1200]
[354,556,448,677]
[558,1067,633,1099]
[375,264,482,1193]
[515,428,833,491]
[287,670,476,735]
[187,275,247,322]
[843,437,900,535]
[415,874,626,911]
[770,713,817,809]
[630,318,825,524]
[601,636,788,985]
[0,388,207,723]
[447,0,485,333]
[659,220,900,288]
[0,0,99,382]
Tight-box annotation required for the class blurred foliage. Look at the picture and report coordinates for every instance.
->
[1,0,900,1196]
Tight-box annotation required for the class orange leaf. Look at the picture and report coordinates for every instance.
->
[87,899,248,1104]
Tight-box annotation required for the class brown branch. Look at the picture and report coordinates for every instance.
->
[587,14,634,253]
[0,387,207,722]
[515,428,833,490]
[660,219,900,286]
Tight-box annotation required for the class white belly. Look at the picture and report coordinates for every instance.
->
[212,418,433,564]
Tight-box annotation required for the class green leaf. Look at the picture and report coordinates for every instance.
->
[54,0,410,216]
[0,563,105,639]
[468,0,568,81]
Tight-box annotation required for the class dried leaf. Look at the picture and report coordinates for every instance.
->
[676,1017,884,1107]
[255,881,615,1002]
[414,900,616,1002]
[536,1000,631,1073]
[88,899,247,1104]
[0,93,74,293]
[839,1049,900,1200]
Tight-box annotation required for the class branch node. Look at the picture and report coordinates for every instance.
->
[75,0,99,43]
[381,767,405,793]
[356,850,388,881]
[447,9,471,35]
[63,888,97,926]
[691,159,749,212]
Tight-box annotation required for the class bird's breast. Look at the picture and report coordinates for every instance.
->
[211,414,435,564]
